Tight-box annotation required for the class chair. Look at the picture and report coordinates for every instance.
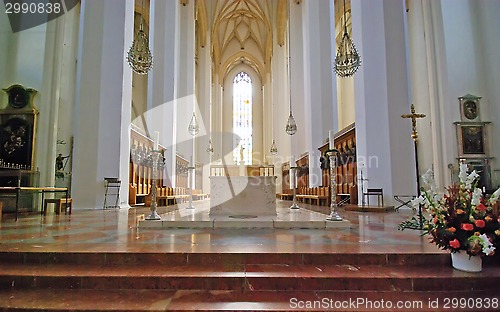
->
[43,198,72,215]
[363,188,384,206]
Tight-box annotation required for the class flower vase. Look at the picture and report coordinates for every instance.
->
[451,251,482,272]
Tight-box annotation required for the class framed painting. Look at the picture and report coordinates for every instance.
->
[457,124,487,158]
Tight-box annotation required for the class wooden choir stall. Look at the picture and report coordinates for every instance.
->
[319,123,358,206]
[129,127,208,207]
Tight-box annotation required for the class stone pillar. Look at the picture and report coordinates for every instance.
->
[72,0,133,209]
[288,1,304,159]
[148,0,179,187]
[351,0,415,205]
[407,1,452,188]
[175,0,197,160]
[301,0,336,187]
[196,22,212,193]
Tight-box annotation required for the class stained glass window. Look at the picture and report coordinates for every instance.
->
[233,72,252,165]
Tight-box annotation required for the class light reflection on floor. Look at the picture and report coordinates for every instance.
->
[0,200,442,254]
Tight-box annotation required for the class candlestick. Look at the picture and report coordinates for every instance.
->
[329,130,335,149]
[153,131,159,150]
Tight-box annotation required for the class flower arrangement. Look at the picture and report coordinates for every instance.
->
[400,163,500,257]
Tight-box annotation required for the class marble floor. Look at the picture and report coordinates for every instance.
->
[0,200,442,254]
[139,200,351,229]
[3,201,499,311]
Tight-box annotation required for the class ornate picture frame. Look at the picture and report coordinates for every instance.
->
[456,124,488,158]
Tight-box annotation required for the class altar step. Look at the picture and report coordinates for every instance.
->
[0,252,499,311]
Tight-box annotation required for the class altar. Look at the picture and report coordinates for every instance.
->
[209,176,277,216]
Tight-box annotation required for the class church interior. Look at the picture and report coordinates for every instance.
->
[0,0,499,310]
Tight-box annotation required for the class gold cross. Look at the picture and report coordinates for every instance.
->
[401,104,426,141]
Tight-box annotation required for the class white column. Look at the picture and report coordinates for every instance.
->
[302,0,336,187]
[175,0,196,160]
[271,41,287,192]
[351,0,415,204]
[148,0,178,187]
[72,0,133,209]
[289,1,305,157]
[407,1,453,188]
[196,28,212,193]
[329,0,339,135]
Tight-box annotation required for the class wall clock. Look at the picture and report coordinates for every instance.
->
[459,94,481,122]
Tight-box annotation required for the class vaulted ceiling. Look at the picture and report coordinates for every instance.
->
[207,0,279,83]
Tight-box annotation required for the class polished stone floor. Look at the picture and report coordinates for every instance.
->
[0,200,442,255]
[139,200,351,229]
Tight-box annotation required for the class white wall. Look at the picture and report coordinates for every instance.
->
[474,0,500,187]
[0,5,12,104]
[409,0,500,189]
[441,0,500,187]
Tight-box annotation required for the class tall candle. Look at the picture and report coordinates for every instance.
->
[329,130,335,149]
[290,156,295,167]
[153,131,159,150]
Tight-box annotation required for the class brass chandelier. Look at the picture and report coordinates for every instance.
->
[127,0,153,75]
[333,0,361,78]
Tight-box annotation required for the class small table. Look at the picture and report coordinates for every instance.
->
[394,195,416,211]
[0,186,68,221]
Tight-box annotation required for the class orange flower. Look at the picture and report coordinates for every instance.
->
[474,232,481,236]
[449,239,460,249]
[433,216,439,224]
[456,209,465,215]
[477,203,487,211]
[474,220,485,228]
[448,227,456,233]
[485,216,492,222]
[461,223,474,231]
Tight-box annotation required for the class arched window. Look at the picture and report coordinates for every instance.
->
[233,72,252,165]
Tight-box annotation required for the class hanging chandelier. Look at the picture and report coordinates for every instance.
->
[333,0,361,78]
[188,113,200,136]
[285,2,297,136]
[206,139,214,155]
[127,0,153,75]
[270,140,278,155]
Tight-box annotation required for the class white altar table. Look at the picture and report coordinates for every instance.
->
[209,176,277,216]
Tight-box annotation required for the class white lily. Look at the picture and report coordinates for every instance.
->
[410,196,425,210]
[471,188,482,207]
[459,163,468,183]
[478,233,496,255]
[489,187,500,205]
[465,170,480,189]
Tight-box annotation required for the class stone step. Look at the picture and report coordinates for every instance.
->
[0,289,498,311]
[1,263,499,292]
[0,251,452,266]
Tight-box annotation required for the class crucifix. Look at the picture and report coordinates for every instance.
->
[401,104,426,228]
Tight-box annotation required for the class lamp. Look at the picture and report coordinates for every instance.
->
[285,2,297,136]
[127,0,153,75]
[187,112,198,210]
[188,113,200,136]
[206,139,214,155]
[270,140,278,155]
[270,81,278,154]
[333,0,361,78]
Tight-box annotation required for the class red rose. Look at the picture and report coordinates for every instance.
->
[449,239,461,249]
[474,220,485,228]
[461,223,474,231]
[477,203,487,212]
